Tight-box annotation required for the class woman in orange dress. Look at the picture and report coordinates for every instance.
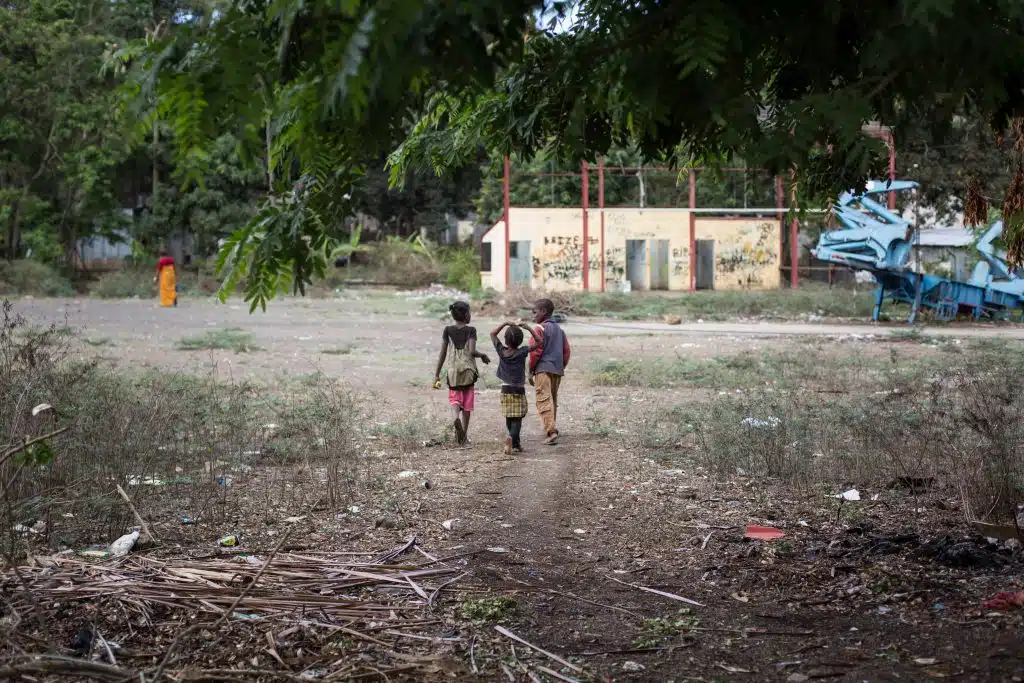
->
[155,251,177,307]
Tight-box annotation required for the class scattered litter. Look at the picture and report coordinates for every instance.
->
[348,505,361,514]
[397,470,419,479]
[982,591,1024,610]
[12,522,45,535]
[486,547,508,553]
[731,592,750,603]
[79,545,111,559]
[932,602,945,611]
[31,403,52,416]
[745,525,785,541]
[877,606,891,615]
[218,535,240,548]
[622,661,645,672]
[397,283,470,300]
[127,476,165,486]
[717,663,752,674]
[109,529,140,557]
[216,476,233,486]
[500,523,513,528]
[441,519,458,531]
[741,416,780,429]
[421,438,443,448]
[833,489,861,501]
[573,528,587,535]
[914,658,938,666]
[181,516,198,525]
[798,520,810,527]
[283,516,306,524]
[231,611,263,621]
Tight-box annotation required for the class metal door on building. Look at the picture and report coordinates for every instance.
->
[695,239,715,290]
[649,239,670,290]
[626,239,648,291]
[509,241,532,285]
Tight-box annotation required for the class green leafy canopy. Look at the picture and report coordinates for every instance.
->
[134,0,1024,304]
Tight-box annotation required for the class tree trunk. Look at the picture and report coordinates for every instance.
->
[5,195,23,262]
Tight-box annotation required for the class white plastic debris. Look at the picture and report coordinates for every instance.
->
[109,529,140,557]
[486,547,508,553]
[31,403,52,416]
[347,505,361,513]
[622,661,646,672]
[441,519,458,531]
[283,516,306,524]
[833,489,861,501]
[573,528,587,535]
[741,416,781,429]
[396,470,419,479]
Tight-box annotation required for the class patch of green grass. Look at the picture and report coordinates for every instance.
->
[321,345,354,355]
[84,336,114,347]
[176,328,260,353]
[633,611,700,648]
[888,327,925,343]
[460,596,517,622]
[421,298,452,316]
[574,283,877,322]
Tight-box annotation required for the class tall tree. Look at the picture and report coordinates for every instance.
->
[0,0,135,262]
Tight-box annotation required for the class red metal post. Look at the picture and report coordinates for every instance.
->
[776,176,784,283]
[887,131,896,210]
[582,160,590,291]
[790,173,799,288]
[598,157,605,292]
[503,156,511,290]
[688,170,696,291]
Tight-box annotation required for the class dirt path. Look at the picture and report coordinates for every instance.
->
[9,295,1024,680]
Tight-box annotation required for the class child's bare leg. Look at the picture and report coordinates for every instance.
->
[451,405,466,444]
[460,410,471,439]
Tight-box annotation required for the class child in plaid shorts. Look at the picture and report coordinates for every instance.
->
[490,321,542,454]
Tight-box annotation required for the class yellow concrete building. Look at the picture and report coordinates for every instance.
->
[480,208,782,292]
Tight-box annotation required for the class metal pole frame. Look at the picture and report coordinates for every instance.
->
[598,157,606,292]
[582,160,590,291]
[503,156,511,290]
[688,170,696,292]
[789,171,799,288]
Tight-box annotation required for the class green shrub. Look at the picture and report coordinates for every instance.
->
[0,260,75,297]
[90,269,156,299]
[441,247,481,292]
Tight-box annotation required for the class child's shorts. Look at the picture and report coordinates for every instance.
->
[448,388,476,412]
[500,390,528,419]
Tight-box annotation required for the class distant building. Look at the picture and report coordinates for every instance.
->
[480,207,783,292]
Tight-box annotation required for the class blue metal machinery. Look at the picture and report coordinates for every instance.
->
[811,180,1024,323]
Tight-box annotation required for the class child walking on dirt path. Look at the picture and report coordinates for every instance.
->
[433,301,490,446]
[528,298,571,445]
[490,321,543,454]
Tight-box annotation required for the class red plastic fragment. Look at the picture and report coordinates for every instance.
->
[744,525,785,541]
[983,591,1024,611]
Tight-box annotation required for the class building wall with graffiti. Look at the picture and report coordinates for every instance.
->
[480,208,780,292]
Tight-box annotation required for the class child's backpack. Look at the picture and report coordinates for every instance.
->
[447,342,479,389]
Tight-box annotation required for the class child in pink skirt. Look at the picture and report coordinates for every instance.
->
[433,301,490,445]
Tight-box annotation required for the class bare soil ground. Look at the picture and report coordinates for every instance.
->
[8,294,1024,682]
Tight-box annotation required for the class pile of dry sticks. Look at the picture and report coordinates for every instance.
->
[0,535,471,681]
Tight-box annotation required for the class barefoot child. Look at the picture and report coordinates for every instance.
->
[433,301,490,446]
[528,298,571,445]
[490,321,542,454]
